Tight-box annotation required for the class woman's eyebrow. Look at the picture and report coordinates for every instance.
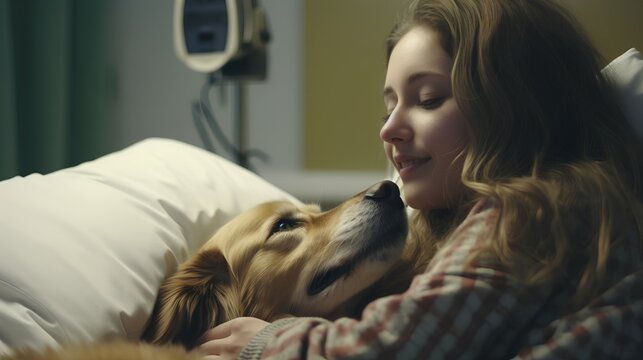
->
[383,71,449,97]
[407,71,448,85]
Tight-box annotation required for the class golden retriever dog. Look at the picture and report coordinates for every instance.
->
[141,180,410,347]
[5,180,430,359]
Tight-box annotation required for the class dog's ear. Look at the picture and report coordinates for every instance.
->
[141,248,241,348]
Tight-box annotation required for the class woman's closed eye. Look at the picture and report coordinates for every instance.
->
[419,97,445,110]
[380,96,446,123]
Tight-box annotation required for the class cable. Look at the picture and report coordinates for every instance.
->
[191,101,216,153]
[190,73,269,171]
[198,75,243,161]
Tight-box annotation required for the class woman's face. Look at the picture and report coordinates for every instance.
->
[380,26,468,210]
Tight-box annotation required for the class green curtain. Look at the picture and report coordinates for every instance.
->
[0,0,113,181]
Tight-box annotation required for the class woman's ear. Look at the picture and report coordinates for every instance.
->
[140,248,241,348]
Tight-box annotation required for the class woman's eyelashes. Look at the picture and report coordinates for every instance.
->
[381,96,445,123]
[419,97,445,109]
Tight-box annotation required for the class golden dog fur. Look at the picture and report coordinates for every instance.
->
[4,181,432,360]
[4,342,200,360]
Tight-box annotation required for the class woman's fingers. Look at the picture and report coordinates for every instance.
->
[196,317,270,360]
[199,320,233,343]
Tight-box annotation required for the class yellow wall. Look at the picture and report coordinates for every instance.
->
[303,0,406,171]
[561,0,643,64]
[303,0,643,171]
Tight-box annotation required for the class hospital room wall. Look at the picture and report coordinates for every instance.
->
[108,0,401,175]
[562,0,643,63]
[106,0,304,173]
[106,0,391,204]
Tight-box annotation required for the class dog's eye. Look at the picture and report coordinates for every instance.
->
[270,218,300,235]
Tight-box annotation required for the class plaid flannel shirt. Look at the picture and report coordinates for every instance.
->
[240,203,643,359]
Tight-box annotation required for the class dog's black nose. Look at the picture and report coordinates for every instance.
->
[364,180,400,201]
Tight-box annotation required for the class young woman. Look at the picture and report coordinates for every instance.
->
[198,0,643,358]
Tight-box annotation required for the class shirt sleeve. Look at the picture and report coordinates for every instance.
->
[239,205,553,360]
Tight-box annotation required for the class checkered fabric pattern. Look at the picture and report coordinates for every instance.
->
[240,203,643,359]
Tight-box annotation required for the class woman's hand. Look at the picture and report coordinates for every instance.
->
[197,317,269,360]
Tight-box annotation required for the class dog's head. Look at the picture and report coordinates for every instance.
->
[142,180,407,348]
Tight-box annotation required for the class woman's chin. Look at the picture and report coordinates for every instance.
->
[402,185,435,210]
[402,183,445,210]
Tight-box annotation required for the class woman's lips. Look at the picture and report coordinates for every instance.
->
[396,157,431,179]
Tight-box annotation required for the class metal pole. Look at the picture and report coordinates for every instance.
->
[231,81,248,168]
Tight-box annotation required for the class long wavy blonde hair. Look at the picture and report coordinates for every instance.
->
[388,0,643,310]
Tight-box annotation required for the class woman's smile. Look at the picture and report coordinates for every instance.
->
[395,155,432,180]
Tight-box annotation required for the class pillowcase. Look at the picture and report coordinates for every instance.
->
[602,48,643,140]
[0,138,299,355]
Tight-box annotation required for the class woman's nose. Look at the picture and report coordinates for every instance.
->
[380,110,411,143]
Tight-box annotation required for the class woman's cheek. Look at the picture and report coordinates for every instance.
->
[383,143,394,162]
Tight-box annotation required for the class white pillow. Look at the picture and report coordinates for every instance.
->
[0,138,299,355]
[602,48,643,140]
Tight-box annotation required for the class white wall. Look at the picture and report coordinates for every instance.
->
[107,0,302,170]
[106,0,386,205]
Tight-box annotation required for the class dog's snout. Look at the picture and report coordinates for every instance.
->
[364,181,400,201]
